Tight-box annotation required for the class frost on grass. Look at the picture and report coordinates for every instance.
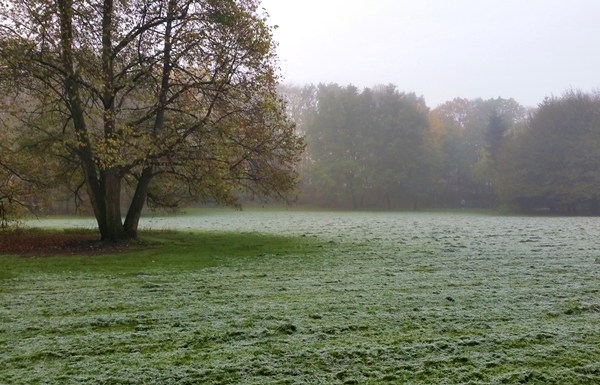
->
[2,212,600,384]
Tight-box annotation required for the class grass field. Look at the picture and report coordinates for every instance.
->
[1,211,600,384]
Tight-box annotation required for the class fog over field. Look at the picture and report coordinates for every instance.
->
[1,0,600,382]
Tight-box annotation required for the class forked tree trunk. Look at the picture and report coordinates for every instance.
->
[86,168,146,243]
[58,0,172,242]
[58,0,125,243]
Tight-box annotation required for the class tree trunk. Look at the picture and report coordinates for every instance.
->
[121,0,174,239]
[95,0,131,242]
[124,167,153,238]
[99,169,128,242]
[58,0,119,242]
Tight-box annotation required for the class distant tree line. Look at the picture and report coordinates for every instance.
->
[282,84,600,214]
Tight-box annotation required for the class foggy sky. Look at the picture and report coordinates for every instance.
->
[260,0,600,108]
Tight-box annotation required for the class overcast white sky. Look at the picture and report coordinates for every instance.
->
[260,0,600,108]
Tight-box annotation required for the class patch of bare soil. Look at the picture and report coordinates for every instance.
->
[0,230,141,257]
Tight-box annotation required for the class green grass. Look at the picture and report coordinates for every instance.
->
[1,223,599,384]
[0,230,322,277]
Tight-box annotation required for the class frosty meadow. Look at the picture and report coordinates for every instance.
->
[1,210,599,384]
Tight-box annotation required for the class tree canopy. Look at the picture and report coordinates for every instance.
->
[281,84,529,210]
[0,0,303,240]
[498,91,600,213]
[283,84,430,209]
[284,85,600,214]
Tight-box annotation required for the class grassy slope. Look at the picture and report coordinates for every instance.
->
[0,229,599,384]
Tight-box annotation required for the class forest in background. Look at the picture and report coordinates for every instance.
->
[3,81,600,219]
[1,1,599,230]
[281,84,600,213]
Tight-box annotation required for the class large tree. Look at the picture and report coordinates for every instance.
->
[497,91,600,213]
[0,0,303,240]
[428,97,526,207]
[295,83,429,209]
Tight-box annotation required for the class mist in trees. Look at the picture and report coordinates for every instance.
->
[290,84,429,209]
[282,84,600,214]
[1,0,597,225]
[429,96,527,208]
[498,91,600,214]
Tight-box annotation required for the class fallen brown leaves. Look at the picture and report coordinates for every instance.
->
[0,230,137,257]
